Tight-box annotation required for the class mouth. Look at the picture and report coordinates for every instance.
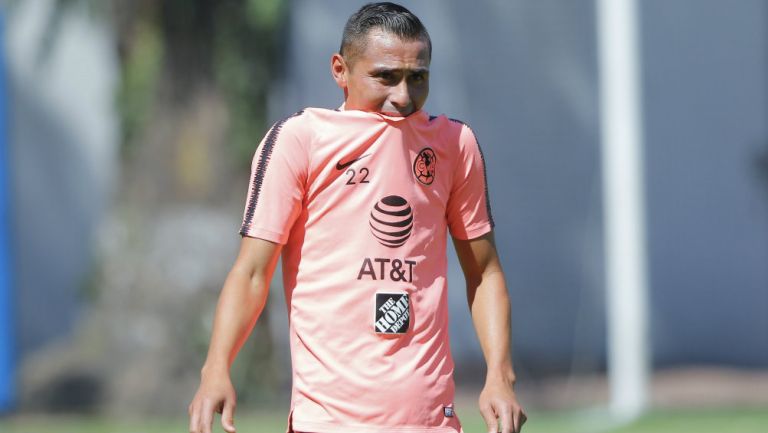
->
[380,105,415,117]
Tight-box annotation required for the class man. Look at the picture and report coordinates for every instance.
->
[188,3,526,433]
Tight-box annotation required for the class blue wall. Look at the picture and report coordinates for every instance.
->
[0,9,17,412]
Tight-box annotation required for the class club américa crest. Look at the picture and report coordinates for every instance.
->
[413,147,436,185]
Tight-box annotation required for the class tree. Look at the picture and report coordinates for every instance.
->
[22,0,286,414]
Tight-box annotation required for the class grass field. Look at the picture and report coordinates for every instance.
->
[2,408,767,433]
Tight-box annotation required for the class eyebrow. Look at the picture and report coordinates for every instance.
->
[370,67,430,75]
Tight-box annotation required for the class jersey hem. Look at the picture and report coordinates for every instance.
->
[239,226,288,244]
[291,420,463,433]
[450,222,493,240]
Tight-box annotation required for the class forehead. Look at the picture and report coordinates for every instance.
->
[353,30,431,69]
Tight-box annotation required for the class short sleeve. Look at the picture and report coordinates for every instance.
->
[239,111,309,244]
[446,122,495,240]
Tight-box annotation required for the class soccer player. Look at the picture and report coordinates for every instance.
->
[188,2,526,433]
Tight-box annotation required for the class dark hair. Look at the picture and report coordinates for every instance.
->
[340,2,432,62]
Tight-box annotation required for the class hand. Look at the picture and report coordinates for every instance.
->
[478,376,527,433]
[188,368,237,433]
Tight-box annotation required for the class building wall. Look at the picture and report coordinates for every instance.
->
[278,0,768,375]
[642,0,768,366]
[6,0,118,358]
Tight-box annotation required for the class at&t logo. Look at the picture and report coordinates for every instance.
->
[369,195,413,248]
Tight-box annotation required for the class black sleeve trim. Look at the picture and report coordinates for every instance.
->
[449,118,495,229]
[239,110,305,236]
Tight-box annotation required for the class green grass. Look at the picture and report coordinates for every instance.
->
[1,408,767,433]
[610,409,768,433]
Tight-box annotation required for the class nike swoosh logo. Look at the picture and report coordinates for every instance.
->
[336,153,370,170]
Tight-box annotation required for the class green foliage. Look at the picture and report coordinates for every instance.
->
[42,0,286,167]
[246,0,283,29]
[116,20,163,156]
[35,0,288,405]
[213,0,286,168]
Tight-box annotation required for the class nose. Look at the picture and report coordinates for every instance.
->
[389,80,412,110]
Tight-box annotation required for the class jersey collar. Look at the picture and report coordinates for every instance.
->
[338,103,427,122]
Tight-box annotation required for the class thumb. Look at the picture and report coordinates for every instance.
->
[221,399,236,433]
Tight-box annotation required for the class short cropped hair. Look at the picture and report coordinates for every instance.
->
[340,2,432,64]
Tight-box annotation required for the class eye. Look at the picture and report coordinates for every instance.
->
[409,72,427,84]
[377,71,397,84]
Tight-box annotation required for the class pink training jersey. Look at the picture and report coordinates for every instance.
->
[240,107,494,433]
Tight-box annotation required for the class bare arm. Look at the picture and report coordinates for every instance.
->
[453,231,526,433]
[188,236,282,433]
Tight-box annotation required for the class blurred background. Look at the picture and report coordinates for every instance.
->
[0,0,767,432]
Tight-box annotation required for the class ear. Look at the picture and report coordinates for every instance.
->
[331,53,348,89]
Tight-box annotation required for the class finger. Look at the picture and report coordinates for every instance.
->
[516,410,528,433]
[189,406,200,433]
[201,399,214,433]
[479,404,498,433]
[189,403,202,433]
[512,410,521,433]
[498,404,513,433]
[221,398,237,433]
